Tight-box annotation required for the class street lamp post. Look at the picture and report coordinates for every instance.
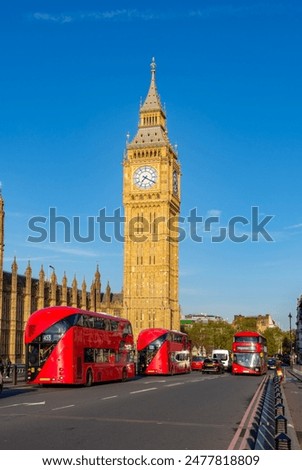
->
[288,312,292,365]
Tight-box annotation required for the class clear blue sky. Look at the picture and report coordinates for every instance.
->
[1,0,301,331]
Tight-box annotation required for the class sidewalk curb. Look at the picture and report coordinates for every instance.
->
[282,367,302,450]
[281,380,301,450]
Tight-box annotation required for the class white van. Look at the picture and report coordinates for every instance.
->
[212,349,231,371]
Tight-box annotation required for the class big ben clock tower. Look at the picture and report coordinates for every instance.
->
[123,58,181,338]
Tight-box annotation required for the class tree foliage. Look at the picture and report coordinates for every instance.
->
[262,326,283,356]
[187,321,235,354]
[187,320,291,357]
[232,317,258,332]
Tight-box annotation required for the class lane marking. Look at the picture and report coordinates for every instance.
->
[24,402,46,406]
[101,395,118,400]
[52,405,75,411]
[164,382,183,387]
[0,401,45,409]
[130,387,157,394]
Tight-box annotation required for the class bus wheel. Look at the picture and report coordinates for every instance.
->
[85,370,93,387]
[122,368,128,382]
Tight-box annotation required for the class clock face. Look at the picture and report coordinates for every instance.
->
[173,170,178,194]
[133,166,158,189]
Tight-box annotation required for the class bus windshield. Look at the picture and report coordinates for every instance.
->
[40,319,71,342]
[233,353,261,368]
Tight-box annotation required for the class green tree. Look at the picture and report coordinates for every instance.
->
[233,317,258,332]
[262,326,283,356]
[282,333,291,355]
[187,322,208,352]
[188,321,235,354]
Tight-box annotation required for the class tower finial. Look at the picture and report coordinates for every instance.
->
[151,57,156,78]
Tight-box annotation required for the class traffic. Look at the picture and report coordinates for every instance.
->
[2,307,296,450]
[23,306,281,389]
[0,366,263,450]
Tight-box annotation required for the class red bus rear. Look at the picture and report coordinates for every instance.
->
[232,331,267,375]
[25,306,135,386]
[137,328,191,375]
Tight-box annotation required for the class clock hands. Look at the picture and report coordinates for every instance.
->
[142,174,155,184]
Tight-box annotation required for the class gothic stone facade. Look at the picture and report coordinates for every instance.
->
[0,258,122,363]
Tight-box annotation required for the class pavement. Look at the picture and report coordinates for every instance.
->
[281,365,302,450]
[1,368,302,450]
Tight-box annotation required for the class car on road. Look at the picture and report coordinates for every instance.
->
[191,356,207,371]
[0,372,3,394]
[267,358,277,370]
[201,357,224,374]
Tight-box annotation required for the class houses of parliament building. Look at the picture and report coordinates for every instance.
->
[0,58,181,363]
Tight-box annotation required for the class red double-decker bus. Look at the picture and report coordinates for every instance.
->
[25,306,135,386]
[232,331,267,375]
[137,328,191,375]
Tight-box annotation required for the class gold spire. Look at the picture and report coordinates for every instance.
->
[128,58,170,148]
[140,57,164,113]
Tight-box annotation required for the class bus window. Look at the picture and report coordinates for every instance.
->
[40,344,55,364]
[94,318,106,330]
[28,345,39,367]
[84,348,94,363]
[123,324,133,336]
[111,321,119,331]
